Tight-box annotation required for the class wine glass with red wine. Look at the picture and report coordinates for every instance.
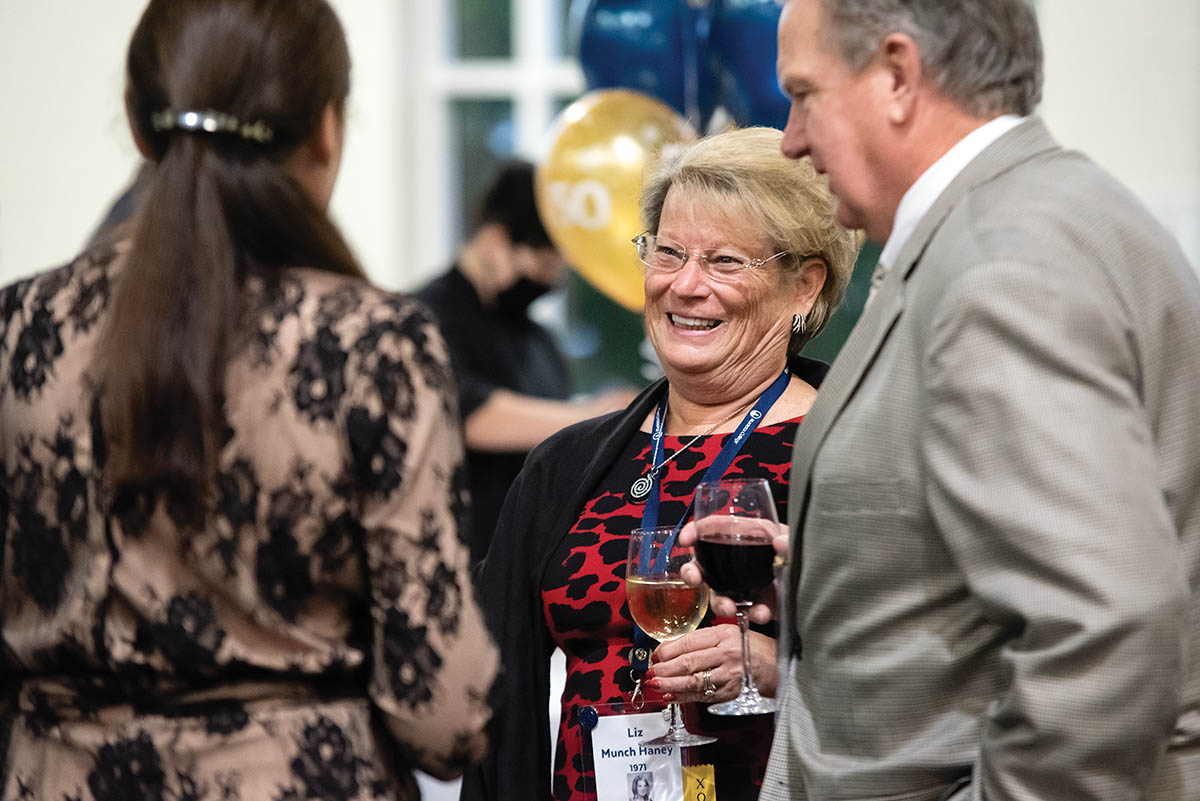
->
[692,477,779,715]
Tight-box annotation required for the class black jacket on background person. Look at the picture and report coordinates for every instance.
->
[416,266,570,561]
[459,355,829,801]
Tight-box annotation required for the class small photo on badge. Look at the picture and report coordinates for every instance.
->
[628,770,654,801]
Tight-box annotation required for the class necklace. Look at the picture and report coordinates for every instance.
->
[629,401,753,502]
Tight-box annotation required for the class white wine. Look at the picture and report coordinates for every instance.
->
[626,576,708,642]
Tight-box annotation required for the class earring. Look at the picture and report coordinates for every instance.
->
[791,313,806,336]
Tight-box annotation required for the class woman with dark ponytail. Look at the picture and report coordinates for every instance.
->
[0,1,496,798]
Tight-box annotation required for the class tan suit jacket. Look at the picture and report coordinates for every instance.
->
[762,118,1200,800]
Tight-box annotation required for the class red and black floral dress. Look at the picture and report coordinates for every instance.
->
[542,418,800,801]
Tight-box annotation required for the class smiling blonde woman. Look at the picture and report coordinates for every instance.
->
[462,126,857,801]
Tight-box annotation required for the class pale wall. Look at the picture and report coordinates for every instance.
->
[0,1,145,281]
[1040,0,1200,270]
[0,1,410,288]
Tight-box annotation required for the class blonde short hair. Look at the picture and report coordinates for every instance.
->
[639,126,858,354]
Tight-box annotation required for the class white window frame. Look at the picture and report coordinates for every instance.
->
[403,0,585,285]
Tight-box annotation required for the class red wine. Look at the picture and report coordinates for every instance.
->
[695,532,775,602]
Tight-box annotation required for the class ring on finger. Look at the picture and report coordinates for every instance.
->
[700,668,716,697]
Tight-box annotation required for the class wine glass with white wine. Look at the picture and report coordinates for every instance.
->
[626,526,717,746]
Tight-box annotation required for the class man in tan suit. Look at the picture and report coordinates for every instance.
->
[763,0,1200,798]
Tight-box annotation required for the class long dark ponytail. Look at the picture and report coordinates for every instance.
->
[103,0,364,518]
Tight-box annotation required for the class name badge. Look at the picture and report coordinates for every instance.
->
[589,710,683,801]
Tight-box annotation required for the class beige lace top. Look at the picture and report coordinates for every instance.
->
[0,240,497,801]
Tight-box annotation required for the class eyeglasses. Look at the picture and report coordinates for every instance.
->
[632,232,789,283]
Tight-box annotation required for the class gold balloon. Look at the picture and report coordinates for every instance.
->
[537,90,697,312]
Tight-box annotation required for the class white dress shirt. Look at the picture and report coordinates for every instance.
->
[877,114,1026,272]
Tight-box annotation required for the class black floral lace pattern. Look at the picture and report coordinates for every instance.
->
[0,251,497,801]
[9,305,64,401]
[382,608,443,707]
[291,324,349,421]
[290,716,364,800]
[87,731,166,801]
[8,438,70,614]
[133,593,227,672]
[347,407,407,496]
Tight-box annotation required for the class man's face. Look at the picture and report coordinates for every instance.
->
[777,0,894,243]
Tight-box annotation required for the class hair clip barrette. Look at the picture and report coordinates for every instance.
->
[150,108,274,144]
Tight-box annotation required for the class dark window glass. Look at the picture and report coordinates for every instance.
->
[450,99,515,245]
[452,0,511,59]
[800,242,879,364]
[564,272,649,393]
[551,0,573,59]
[553,94,578,117]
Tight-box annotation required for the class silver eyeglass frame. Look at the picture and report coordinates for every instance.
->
[631,232,789,282]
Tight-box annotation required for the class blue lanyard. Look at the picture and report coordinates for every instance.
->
[637,368,790,573]
[627,368,791,694]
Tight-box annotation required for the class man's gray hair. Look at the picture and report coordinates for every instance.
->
[821,0,1043,117]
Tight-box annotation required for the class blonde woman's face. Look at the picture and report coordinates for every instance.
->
[643,188,805,389]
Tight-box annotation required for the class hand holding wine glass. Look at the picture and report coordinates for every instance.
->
[691,477,782,715]
[648,624,779,702]
[678,519,789,624]
[626,526,717,746]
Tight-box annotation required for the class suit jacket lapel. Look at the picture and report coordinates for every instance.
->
[784,117,1063,635]
[786,261,904,552]
[789,117,1060,515]
[781,264,904,657]
[893,117,1059,282]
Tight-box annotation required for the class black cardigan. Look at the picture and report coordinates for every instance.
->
[459,356,828,801]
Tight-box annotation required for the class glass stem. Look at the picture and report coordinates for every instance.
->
[667,702,682,736]
[736,605,757,696]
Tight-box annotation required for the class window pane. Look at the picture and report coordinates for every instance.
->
[565,272,650,393]
[800,242,879,364]
[452,0,511,59]
[551,0,572,59]
[450,99,515,245]
[553,94,579,116]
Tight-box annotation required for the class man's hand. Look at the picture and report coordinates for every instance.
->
[678,520,790,624]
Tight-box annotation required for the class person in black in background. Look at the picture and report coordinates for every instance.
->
[417,162,634,562]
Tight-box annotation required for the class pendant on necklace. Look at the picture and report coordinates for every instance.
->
[629,472,654,503]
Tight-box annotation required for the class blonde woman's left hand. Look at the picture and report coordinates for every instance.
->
[646,625,777,704]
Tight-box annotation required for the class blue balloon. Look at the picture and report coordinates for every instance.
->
[571,0,787,130]
[708,0,790,128]
[571,0,716,128]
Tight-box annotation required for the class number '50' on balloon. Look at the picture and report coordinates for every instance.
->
[536,89,697,312]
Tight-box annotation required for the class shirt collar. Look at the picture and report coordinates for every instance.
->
[877,114,1026,271]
